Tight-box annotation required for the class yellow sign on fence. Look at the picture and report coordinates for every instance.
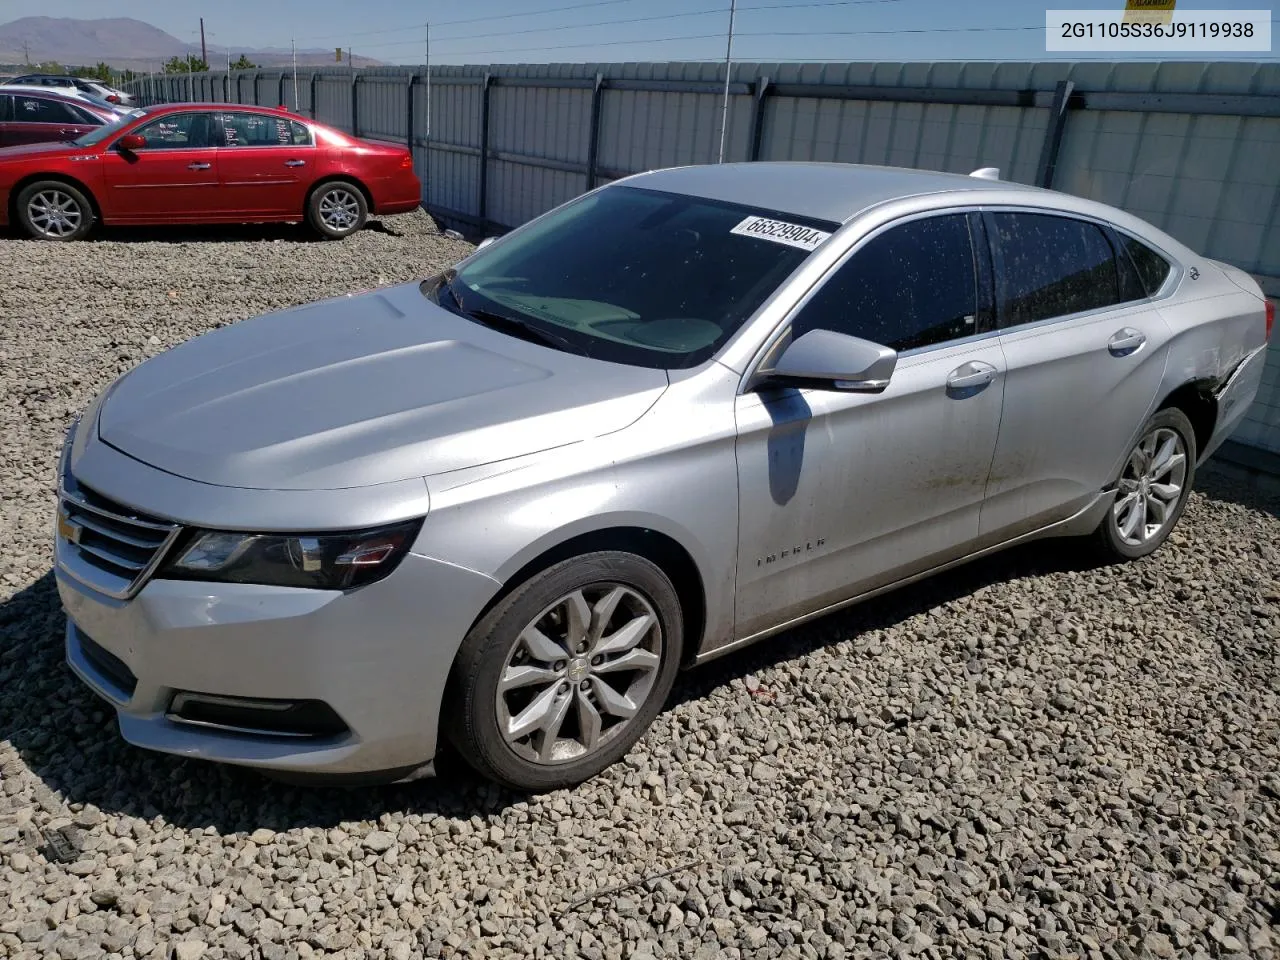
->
[1124,0,1176,24]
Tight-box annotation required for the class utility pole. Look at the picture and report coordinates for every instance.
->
[200,18,207,67]
[425,22,432,205]
[291,38,299,111]
[717,0,737,164]
[22,40,30,66]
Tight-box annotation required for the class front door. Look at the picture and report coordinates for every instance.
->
[734,212,1007,640]
[213,111,315,218]
[99,111,221,222]
[978,211,1173,540]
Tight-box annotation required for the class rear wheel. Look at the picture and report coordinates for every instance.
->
[306,181,368,239]
[1094,407,1196,561]
[16,181,94,241]
[445,552,683,791]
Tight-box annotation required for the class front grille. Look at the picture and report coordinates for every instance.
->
[58,476,180,600]
[79,631,138,698]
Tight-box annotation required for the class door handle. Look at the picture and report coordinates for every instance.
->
[946,361,998,392]
[58,128,77,136]
[1108,328,1146,356]
[283,159,307,167]
[187,161,211,170]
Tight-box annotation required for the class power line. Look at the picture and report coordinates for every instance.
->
[294,0,905,46]
[429,24,1045,58]
[356,7,728,51]
[295,0,638,43]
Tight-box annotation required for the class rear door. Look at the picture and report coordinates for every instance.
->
[3,94,99,145]
[978,210,1174,540]
[213,111,316,218]
[99,111,222,222]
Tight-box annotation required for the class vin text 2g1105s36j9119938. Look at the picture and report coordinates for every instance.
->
[52,162,1272,791]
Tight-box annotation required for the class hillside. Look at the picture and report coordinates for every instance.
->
[0,16,384,71]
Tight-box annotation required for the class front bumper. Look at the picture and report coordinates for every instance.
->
[57,542,500,780]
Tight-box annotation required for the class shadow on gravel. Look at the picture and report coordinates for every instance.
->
[1,538,1106,833]
[0,571,521,834]
[1197,461,1280,521]
[5,466,1271,830]
[670,537,1109,711]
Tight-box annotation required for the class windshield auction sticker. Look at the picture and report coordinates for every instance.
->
[731,216,832,252]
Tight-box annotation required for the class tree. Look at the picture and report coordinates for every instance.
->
[230,54,257,70]
[71,61,114,82]
[163,54,208,74]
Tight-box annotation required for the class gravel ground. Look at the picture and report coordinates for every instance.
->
[1,211,1278,960]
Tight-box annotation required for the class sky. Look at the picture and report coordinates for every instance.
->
[3,0,1276,64]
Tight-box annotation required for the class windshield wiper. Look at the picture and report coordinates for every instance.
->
[437,273,583,355]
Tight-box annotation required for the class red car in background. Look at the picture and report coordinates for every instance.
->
[0,88,117,147]
[0,103,422,240]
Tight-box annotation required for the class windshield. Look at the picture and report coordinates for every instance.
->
[74,108,147,147]
[436,185,838,370]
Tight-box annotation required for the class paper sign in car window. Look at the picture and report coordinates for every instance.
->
[730,216,832,252]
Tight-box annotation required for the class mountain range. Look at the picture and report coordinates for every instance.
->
[0,16,385,71]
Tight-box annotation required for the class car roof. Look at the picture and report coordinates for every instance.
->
[624,162,1034,225]
[4,85,100,103]
[141,102,298,117]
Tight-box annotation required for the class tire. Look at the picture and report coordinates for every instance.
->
[306,181,368,239]
[1094,407,1197,562]
[16,180,94,241]
[445,551,684,792]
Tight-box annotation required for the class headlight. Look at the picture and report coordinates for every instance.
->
[159,518,423,590]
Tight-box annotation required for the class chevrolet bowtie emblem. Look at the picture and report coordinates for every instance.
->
[57,509,83,545]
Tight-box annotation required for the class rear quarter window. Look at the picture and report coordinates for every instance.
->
[1117,232,1173,298]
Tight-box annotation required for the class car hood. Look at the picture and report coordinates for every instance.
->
[97,282,670,490]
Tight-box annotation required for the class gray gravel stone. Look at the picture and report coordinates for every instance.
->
[1,213,1278,960]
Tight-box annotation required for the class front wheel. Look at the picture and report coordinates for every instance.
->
[16,181,95,241]
[445,552,684,791]
[1094,407,1196,561]
[306,182,368,239]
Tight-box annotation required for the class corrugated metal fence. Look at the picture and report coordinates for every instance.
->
[130,60,1280,456]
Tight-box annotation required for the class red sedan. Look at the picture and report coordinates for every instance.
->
[0,103,422,240]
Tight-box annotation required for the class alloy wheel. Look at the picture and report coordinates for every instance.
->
[495,584,663,765]
[1112,426,1188,547]
[27,189,83,239]
[318,189,361,232]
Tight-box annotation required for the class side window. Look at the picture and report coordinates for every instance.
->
[12,96,81,124]
[991,213,1122,326]
[0,96,10,123]
[791,214,980,352]
[1116,232,1172,298]
[132,112,217,149]
[218,112,308,147]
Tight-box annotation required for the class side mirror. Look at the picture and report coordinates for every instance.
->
[476,237,496,251]
[116,134,146,152]
[768,329,897,392]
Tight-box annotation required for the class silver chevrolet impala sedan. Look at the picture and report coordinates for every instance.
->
[55,162,1272,790]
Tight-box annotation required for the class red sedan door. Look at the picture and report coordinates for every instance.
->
[99,111,222,223]
[0,93,101,146]
[212,111,316,219]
